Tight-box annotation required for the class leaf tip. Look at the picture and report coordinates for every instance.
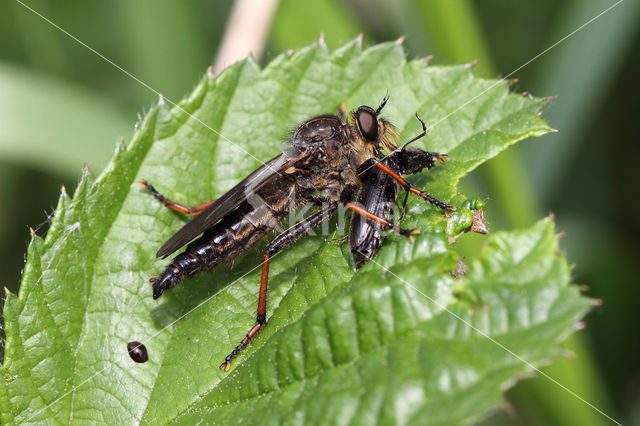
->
[356,32,364,48]
[73,163,96,201]
[158,93,165,105]
[81,163,94,180]
[50,185,71,235]
[424,54,434,65]
[28,226,45,244]
[591,298,603,307]
[318,32,328,50]
[207,65,214,76]
[114,136,126,156]
[395,35,406,45]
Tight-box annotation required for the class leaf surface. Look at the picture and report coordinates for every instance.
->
[0,39,589,425]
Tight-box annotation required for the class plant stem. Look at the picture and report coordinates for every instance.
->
[214,0,280,73]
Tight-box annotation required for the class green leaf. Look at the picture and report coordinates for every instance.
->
[1,39,589,424]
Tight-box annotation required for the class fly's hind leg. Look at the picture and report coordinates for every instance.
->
[220,202,339,371]
[139,179,215,216]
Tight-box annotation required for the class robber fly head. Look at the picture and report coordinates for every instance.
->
[353,94,397,153]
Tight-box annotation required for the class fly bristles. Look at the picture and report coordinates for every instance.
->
[380,122,399,151]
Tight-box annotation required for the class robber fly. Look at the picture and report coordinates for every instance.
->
[140,96,455,371]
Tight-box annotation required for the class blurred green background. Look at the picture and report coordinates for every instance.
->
[1,0,638,424]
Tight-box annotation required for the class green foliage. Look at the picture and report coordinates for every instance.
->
[1,39,590,424]
[0,64,131,175]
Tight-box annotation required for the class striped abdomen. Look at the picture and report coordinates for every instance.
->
[151,181,295,298]
[349,166,398,269]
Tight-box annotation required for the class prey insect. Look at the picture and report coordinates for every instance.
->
[350,140,448,268]
[141,96,455,371]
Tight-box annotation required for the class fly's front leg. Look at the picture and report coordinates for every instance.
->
[373,161,457,217]
[220,202,339,371]
[139,179,215,216]
[346,202,420,242]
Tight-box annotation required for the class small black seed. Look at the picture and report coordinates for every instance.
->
[127,341,148,363]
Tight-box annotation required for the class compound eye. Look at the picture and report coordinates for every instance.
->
[356,108,379,141]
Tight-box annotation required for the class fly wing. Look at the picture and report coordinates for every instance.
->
[156,151,308,258]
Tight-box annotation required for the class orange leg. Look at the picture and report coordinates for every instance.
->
[373,161,456,217]
[346,202,420,242]
[139,179,215,216]
[220,203,338,371]
[218,252,269,372]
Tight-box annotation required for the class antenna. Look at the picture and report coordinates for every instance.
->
[401,114,427,150]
